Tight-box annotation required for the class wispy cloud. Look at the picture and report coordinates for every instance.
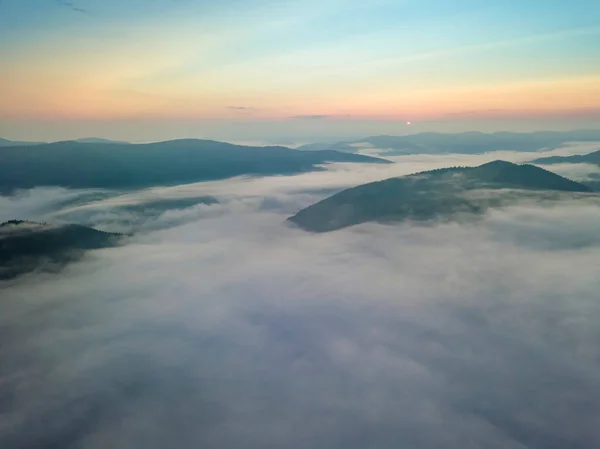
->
[55,0,87,14]
[228,106,255,111]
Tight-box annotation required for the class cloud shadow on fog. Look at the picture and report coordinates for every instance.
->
[1,146,600,448]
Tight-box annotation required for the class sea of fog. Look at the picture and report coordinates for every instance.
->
[1,143,600,448]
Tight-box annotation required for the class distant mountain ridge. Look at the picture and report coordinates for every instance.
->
[531,148,600,165]
[0,138,390,191]
[0,220,122,280]
[298,130,600,155]
[0,138,45,147]
[72,137,131,144]
[288,160,594,232]
[0,137,129,146]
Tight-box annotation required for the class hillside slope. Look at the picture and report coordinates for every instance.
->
[288,161,593,232]
[0,221,122,279]
[531,148,600,165]
[0,139,390,191]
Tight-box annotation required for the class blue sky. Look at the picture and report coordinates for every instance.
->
[1,0,599,142]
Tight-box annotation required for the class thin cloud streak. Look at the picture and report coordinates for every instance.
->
[55,0,87,13]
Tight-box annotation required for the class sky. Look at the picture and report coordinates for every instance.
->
[1,0,599,142]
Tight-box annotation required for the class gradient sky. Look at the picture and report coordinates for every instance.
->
[1,0,599,142]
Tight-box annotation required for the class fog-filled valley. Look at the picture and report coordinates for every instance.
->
[2,139,600,448]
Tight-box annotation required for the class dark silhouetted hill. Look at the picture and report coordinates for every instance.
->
[288,161,594,232]
[0,220,122,280]
[0,139,390,191]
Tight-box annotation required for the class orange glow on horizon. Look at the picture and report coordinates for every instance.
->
[1,62,599,123]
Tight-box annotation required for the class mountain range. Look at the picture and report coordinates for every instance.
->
[0,220,122,280]
[72,137,131,144]
[288,161,595,232]
[0,137,45,147]
[531,148,600,165]
[297,130,600,155]
[0,139,389,192]
[0,137,129,146]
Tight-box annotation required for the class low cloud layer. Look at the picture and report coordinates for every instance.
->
[0,187,107,224]
[1,149,600,448]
